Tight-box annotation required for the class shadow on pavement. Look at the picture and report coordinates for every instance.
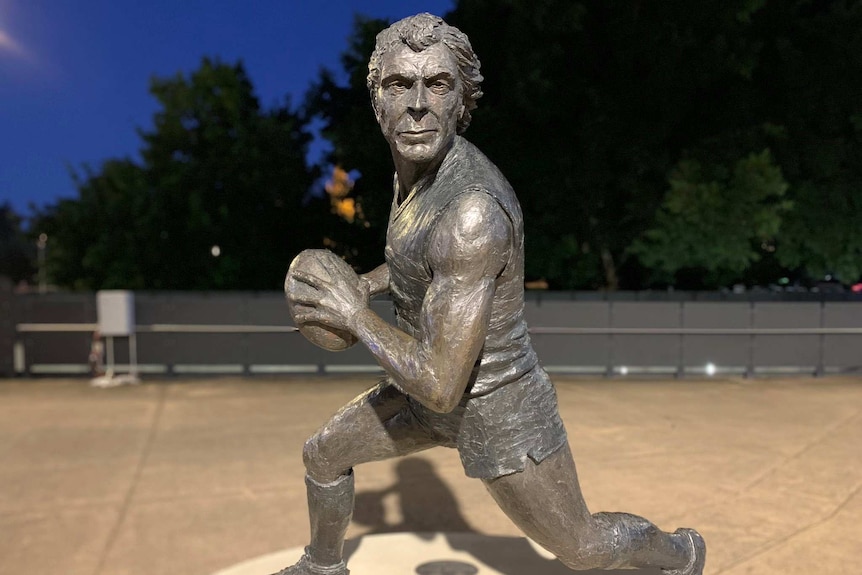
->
[347,456,661,575]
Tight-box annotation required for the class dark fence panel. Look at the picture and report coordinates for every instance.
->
[16,292,96,323]
[0,278,13,377]
[612,302,681,373]
[15,292,95,373]
[824,303,862,373]
[754,303,821,373]
[527,300,610,374]
[684,303,751,375]
[8,290,862,377]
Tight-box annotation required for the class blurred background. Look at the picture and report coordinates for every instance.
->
[2,5,861,575]
[2,0,861,295]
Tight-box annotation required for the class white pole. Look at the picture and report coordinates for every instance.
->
[106,336,115,377]
[129,333,138,377]
[36,233,48,294]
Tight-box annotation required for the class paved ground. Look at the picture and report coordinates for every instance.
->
[0,375,859,575]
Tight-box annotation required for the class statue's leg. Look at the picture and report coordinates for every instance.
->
[274,382,440,575]
[482,444,705,574]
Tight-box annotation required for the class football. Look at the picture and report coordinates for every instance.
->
[285,249,359,352]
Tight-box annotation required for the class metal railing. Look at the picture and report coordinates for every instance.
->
[13,321,862,378]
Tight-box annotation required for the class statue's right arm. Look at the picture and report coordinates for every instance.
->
[347,193,511,413]
[360,263,390,297]
[289,195,508,414]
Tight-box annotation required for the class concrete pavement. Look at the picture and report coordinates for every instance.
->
[0,375,859,575]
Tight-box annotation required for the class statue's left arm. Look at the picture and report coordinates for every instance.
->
[360,263,390,297]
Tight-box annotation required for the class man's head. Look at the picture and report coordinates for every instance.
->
[367,13,483,135]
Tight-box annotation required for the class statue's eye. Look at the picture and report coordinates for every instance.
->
[429,79,452,94]
[387,80,410,94]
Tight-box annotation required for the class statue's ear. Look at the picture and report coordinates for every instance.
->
[371,92,382,124]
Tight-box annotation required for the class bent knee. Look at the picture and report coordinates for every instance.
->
[548,514,629,570]
[302,430,348,482]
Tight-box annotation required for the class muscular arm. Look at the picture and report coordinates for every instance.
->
[360,263,390,297]
[349,193,511,412]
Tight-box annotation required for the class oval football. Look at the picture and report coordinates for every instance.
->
[285,249,359,352]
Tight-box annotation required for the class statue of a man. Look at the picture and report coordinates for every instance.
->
[282,13,705,575]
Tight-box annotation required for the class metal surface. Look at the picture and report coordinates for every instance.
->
[12,306,862,377]
[280,13,704,575]
[0,277,13,377]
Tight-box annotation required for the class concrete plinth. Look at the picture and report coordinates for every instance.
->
[212,532,660,575]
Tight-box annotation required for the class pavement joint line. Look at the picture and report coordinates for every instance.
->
[105,484,307,508]
[671,408,862,524]
[92,383,168,575]
[732,408,861,494]
[690,408,862,575]
[1,497,127,517]
[713,481,862,575]
[651,407,862,531]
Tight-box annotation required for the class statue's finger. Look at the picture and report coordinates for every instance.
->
[297,309,336,328]
[319,254,357,281]
[291,270,327,290]
[290,292,320,307]
[292,308,320,324]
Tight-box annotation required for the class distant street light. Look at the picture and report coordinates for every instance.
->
[36,233,48,293]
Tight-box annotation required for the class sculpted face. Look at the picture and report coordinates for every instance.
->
[374,42,464,166]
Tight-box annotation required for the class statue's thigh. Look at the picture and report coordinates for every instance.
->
[303,381,439,479]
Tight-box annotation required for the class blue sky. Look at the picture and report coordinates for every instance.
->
[0,0,454,217]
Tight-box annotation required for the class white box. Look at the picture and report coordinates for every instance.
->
[97,290,135,336]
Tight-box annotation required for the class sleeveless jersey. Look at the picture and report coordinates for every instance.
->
[385,136,539,396]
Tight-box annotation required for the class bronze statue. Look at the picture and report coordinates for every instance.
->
[281,13,705,575]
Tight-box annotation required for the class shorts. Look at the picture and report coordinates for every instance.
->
[402,365,568,479]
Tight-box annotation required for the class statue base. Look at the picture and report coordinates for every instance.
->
[211,532,662,575]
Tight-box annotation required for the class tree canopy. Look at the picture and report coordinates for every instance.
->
[0,202,34,284]
[35,58,326,290]
[440,0,862,288]
[303,16,394,273]
[28,1,862,291]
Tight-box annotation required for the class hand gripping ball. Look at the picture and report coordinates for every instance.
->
[285,249,359,351]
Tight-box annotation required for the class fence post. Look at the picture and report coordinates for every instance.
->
[816,301,825,377]
[242,294,251,376]
[605,300,615,377]
[676,302,685,378]
[0,277,13,377]
[745,301,756,378]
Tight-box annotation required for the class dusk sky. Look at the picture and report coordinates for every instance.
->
[0,0,454,218]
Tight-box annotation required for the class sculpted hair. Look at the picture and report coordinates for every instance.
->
[367,13,483,133]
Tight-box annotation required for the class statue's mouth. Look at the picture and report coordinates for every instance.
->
[399,129,437,135]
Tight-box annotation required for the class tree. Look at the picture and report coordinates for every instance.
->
[446,0,862,289]
[36,58,322,290]
[308,1,862,289]
[752,1,862,284]
[37,160,150,290]
[630,150,791,287]
[0,202,34,284]
[444,0,780,288]
[303,16,394,273]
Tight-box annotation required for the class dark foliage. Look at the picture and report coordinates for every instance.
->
[34,59,327,290]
